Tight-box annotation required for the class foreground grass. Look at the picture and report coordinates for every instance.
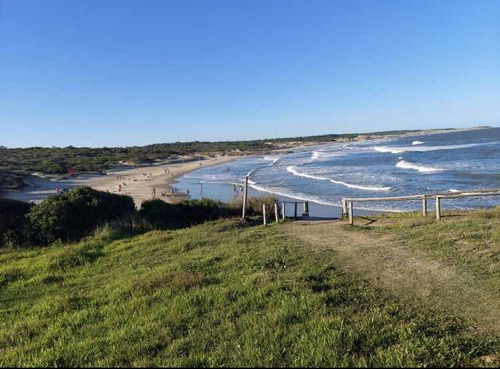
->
[0,218,498,367]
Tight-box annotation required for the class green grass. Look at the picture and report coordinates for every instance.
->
[350,208,500,288]
[0,218,498,367]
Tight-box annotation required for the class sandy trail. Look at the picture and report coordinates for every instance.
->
[85,155,237,207]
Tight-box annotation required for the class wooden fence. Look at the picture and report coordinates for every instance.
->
[342,189,500,225]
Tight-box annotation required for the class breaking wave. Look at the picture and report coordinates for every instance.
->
[374,142,495,154]
[396,160,443,173]
[286,166,391,191]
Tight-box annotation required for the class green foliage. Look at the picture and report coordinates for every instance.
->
[0,129,424,174]
[0,198,33,247]
[139,198,238,229]
[0,219,496,366]
[27,187,135,244]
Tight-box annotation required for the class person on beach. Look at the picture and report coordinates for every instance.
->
[117,184,122,192]
[151,187,156,198]
[232,183,236,191]
[187,189,190,195]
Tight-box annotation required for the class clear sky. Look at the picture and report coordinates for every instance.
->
[1,0,499,147]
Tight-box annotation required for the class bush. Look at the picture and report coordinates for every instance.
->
[228,195,278,217]
[0,198,33,247]
[139,198,238,229]
[27,187,135,244]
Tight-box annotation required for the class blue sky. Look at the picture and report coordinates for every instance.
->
[1,0,499,147]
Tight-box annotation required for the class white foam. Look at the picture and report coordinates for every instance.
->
[286,166,391,192]
[311,150,346,160]
[249,182,403,212]
[246,168,257,177]
[311,151,321,160]
[375,142,495,154]
[374,146,404,154]
[263,156,281,165]
[248,182,337,207]
[448,189,460,193]
[396,160,443,173]
[412,140,425,145]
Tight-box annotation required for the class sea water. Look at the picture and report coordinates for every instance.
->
[175,127,500,214]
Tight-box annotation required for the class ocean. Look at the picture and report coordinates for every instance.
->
[175,127,500,215]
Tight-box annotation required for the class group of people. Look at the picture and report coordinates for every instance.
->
[112,166,189,199]
[232,183,244,193]
[150,186,176,198]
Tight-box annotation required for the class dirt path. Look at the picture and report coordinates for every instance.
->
[283,218,500,336]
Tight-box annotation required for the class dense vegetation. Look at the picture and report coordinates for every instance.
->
[0,214,498,366]
[0,129,425,177]
[0,187,276,248]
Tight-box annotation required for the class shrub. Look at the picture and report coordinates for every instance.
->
[27,187,135,244]
[228,195,278,217]
[139,198,238,229]
[0,198,33,247]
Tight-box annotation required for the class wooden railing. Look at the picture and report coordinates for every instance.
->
[342,189,500,225]
[261,201,309,226]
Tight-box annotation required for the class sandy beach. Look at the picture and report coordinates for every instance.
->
[85,155,237,207]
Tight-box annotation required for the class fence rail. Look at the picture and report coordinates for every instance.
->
[342,189,500,225]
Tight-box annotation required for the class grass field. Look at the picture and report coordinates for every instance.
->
[1,211,499,367]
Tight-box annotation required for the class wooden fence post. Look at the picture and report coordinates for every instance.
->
[342,199,347,218]
[262,204,267,226]
[294,202,298,218]
[303,201,309,216]
[349,201,354,225]
[274,203,279,223]
[282,202,286,220]
[422,195,427,217]
[242,176,249,219]
[435,196,441,220]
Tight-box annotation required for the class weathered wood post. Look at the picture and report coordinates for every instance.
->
[282,202,286,220]
[294,202,298,218]
[262,204,267,226]
[422,195,427,217]
[274,203,279,223]
[200,182,203,194]
[242,176,249,219]
[342,199,347,218]
[435,196,441,220]
[349,201,354,225]
[303,201,309,216]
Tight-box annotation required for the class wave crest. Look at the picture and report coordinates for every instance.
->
[396,160,443,173]
[375,142,495,154]
[286,166,391,191]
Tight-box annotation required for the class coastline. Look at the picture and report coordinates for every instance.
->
[1,125,493,209]
[0,155,239,208]
[85,155,238,207]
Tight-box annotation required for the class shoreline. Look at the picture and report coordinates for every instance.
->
[0,155,239,207]
[1,126,494,209]
[84,155,238,207]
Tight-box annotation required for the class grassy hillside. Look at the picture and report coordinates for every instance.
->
[1,214,498,367]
